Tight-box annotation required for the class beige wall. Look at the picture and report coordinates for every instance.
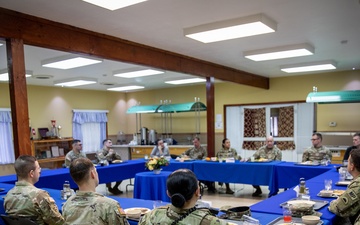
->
[0,70,359,138]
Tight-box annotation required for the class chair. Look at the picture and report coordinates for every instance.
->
[1,215,38,225]
[170,154,178,159]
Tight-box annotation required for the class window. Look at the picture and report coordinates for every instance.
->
[225,103,314,161]
[72,110,108,153]
[0,109,16,164]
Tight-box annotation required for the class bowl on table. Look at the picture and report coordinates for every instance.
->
[301,215,320,225]
[125,209,142,219]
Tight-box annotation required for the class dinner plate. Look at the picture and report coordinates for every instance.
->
[294,162,320,166]
[336,181,351,186]
[249,159,272,163]
[333,189,346,196]
[278,223,302,225]
[317,193,337,198]
[124,207,151,215]
[287,200,316,206]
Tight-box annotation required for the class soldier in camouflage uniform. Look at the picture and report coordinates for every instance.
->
[182,137,215,193]
[216,138,242,194]
[139,169,229,225]
[252,136,282,197]
[302,133,332,162]
[182,137,207,160]
[329,149,360,225]
[64,139,87,168]
[62,157,129,225]
[96,139,123,195]
[4,155,64,225]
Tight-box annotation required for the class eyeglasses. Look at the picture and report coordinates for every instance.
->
[311,138,319,141]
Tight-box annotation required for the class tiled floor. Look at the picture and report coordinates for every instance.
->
[96,179,273,208]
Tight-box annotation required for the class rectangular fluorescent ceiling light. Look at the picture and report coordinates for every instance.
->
[184,14,277,43]
[82,0,147,10]
[281,60,337,73]
[42,55,102,69]
[0,70,32,81]
[113,69,164,78]
[54,78,97,87]
[165,78,206,85]
[244,43,314,61]
[108,85,144,91]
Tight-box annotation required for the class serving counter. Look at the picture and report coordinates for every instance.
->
[115,145,195,159]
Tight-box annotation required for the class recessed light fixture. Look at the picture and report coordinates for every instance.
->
[54,77,97,87]
[165,78,206,85]
[107,85,145,91]
[82,0,147,10]
[113,68,164,78]
[244,43,314,61]
[42,55,102,69]
[0,69,32,81]
[281,60,337,73]
[184,14,277,43]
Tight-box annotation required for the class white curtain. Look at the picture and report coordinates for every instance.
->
[81,122,101,153]
[0,109,16,164]
[226,106,242,157]
[72,110,108,154]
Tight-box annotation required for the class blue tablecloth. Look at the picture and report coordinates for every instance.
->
[271,162,336,193]
[193,160,283,196]
[163,159,194,171]
[0,160,146,190]
[251,169,346,224]
[134,171,172,202]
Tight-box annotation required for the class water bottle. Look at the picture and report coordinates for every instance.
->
[63,180,71,199]
[298,178,306,198]
[339,167,346,181]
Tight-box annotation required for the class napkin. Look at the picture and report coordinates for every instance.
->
[293,185,300,197]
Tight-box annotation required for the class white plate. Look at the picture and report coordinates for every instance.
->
[124,207,151,215]
[278,223,302,225]
[287,200,316,206]
[336,181,351,186]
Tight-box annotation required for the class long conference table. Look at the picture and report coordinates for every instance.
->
[0,158,342,224]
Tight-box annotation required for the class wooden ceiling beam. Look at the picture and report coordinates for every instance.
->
[0,7,269,89]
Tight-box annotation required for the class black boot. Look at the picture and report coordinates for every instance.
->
[252,185,262,197]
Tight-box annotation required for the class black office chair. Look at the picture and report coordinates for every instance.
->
[170,154,179,159]
[1,215,38,225]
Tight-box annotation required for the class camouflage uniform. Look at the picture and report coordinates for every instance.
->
[253,145,282,160]
[355,215,360,225]
[217,148,241,160]
[302,145,332,162]
[329,176,360,224]
[65,150,87,167]
[4,181,64,225]
[183,146,207,160]
[95,147,122,163]
[62,191,129,225]
[139,205,229,225]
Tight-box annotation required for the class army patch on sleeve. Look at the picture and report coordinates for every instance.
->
[348,190,358,201]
